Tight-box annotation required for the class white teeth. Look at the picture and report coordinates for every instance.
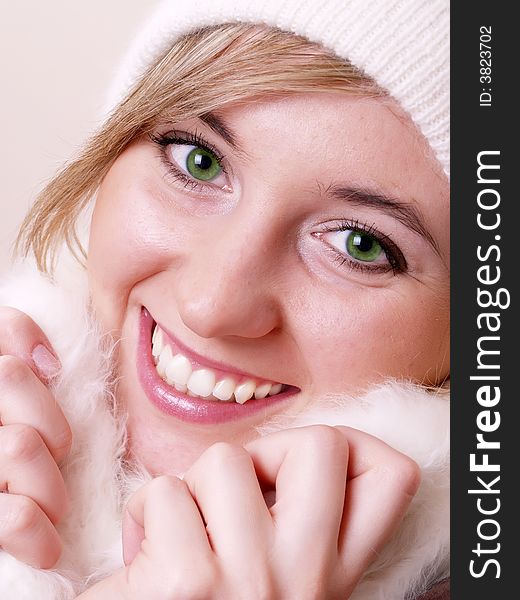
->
[151,326,285,403]
[165,354,192,387]
[187,369,216,398]
[269,383,283,396]
[152,326,163,358]
[254,382,272,399]
[234,380,256,404]
[213,378,236,401]
[156,345,173,378]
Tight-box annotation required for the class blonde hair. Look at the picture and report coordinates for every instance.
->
[16,23,383,273]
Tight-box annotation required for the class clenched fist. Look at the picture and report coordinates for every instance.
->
[0,307,71,568]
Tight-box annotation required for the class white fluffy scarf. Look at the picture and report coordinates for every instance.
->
[0,260,449,599]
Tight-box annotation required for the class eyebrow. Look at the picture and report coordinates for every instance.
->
[326,185,440,255]
[199,111,241,152]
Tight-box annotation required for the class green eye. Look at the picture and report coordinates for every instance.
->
[346,231,383,262]
[186,147,222,181]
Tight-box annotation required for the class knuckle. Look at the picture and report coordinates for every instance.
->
[398,455,422,497]
[3,424,44,463]
[301,425,346,456]
[0,308,37,340]
[51,425,73,461]
[0,306,27,327]
[386,453,422,498]
[149,474,187,498]
[0,354,30,386]
[6,496,41,536]
[204,441,249,465]
[38,541,62,570]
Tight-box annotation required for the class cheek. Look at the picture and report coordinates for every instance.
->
[87,176,175,328]
[295,285,449,393]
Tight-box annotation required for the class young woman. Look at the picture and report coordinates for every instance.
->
[0,1,450,598]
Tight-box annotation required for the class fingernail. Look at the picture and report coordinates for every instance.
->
[32,344,61,379]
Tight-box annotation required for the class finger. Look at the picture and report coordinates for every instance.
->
[121,504,145,566]
[334,426,421,580]
[0,306,61,382]
[0,355,72,463]
[183,442,273,561]
[244,426,349,550]
[0,424,69,525]
[0,492,62,569]
[124,476,212,566]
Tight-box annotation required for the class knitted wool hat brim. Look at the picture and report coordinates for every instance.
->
[106,0,450,178]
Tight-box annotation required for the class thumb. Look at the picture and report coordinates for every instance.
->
[0,307,61,383]
[31,343,61,381]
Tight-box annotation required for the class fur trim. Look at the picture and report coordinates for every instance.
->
[0,259,449,599]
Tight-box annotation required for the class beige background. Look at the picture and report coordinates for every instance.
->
[0,0,159,274]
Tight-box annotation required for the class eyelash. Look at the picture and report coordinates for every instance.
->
[150,129,227,191]
[316,220,408,275]
[150,130,407,276]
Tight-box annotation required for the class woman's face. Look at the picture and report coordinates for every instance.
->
[88,93,449,475]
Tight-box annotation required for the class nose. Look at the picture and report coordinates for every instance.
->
[173,216,283,340]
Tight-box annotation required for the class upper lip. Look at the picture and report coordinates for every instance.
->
[151,313,292,387]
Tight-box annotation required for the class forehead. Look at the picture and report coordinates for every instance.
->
[212,93,449,229]
[217,93,445,177]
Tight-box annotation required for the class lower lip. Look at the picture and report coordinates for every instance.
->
[136,308,298,424]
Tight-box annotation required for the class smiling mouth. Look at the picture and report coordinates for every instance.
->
[152,324,287,404]
[137,308,297,424]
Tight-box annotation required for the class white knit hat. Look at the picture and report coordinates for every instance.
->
[107,0,450,177]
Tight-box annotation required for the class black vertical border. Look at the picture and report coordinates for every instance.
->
[451,2,515,597]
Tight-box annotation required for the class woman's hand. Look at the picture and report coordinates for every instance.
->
[0,307,71,568]
[84,424,420,599]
